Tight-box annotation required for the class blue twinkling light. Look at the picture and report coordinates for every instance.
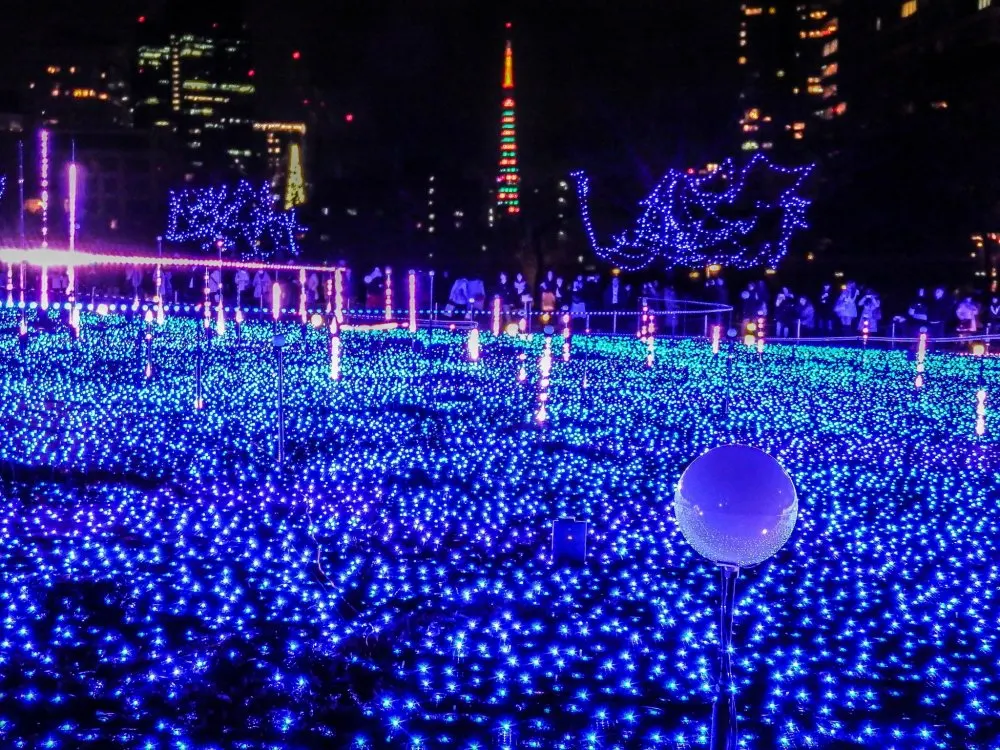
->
[165,180,304,260]
[0,306,995,748]
[571,154,813,271]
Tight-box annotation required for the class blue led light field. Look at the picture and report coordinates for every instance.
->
[0,308,997,749]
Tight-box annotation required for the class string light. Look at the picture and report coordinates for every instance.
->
[0,309,994,749]
[299,268,308,324]
[571,153,813,270]
[166,180,304,260]
[39,129,50,248]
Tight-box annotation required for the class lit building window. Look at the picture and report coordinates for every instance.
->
[979,0,991,9]
[901,0,917,18]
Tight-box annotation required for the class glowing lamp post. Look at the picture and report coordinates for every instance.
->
[674,445,798,750]
[384,267,393,321]
[408,270,417,331]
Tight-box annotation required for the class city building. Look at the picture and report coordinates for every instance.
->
[54,129,180,242]
[813,0,1000,272]
[0,91,25,133]
[737,2,842,156]
[29,59,131,130]
[252,121,307,209]
[132,14,257,182]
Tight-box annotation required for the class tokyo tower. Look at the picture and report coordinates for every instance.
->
[495,22,521,216]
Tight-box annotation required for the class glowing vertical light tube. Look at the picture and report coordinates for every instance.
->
[39,129,49,248]
[408,270,417,331]
[975,389,987,436]
[272,280,282,321]
[330,328,341,381]
[325,277,333,314]
[40,266,49,310]
[67,161,78,326]
[299,267,307,323]
[712,324,722,354]
[915,329,927,388]
[5,262,12,307]
[861,318,869,345]
[536,335,552,423]
[492,295,502,336]
[155,265,165,325]
[384,267,393,321]
[216,296,226,336]
[143,310,154,379]
[756,315,766,355]
[468,327,480,362]
[334,268,345,324]
[203,269,211,329]
[68,162,78,253]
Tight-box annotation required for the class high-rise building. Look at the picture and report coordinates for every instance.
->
[827,0,1000,268]
[29,58,131,130]
[251,121,307,208]
[737,2,842,155]
[132,14,257,182]
[495,23,521,218]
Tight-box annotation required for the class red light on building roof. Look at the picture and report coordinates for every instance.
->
[292,50,301,60]
[248,69,255,77]
[505,21,512,28]
[138,15,146,23]
[345,112,354,122]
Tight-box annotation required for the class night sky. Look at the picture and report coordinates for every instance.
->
[6,1,734,186]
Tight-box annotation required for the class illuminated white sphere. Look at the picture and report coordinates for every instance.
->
[674,445,797,567]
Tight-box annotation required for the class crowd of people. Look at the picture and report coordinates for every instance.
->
[728,279,999,338]
[4,260,999,338]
